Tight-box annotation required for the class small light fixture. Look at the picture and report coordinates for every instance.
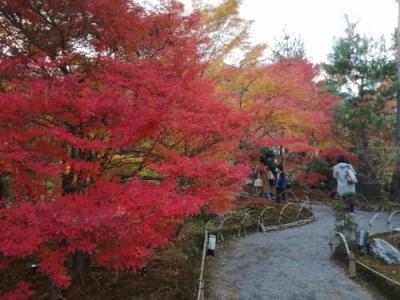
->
[207,234,217,256]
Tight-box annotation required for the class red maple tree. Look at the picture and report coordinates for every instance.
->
[0,1,247,297]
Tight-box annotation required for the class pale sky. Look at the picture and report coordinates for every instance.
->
[182,0,398,63]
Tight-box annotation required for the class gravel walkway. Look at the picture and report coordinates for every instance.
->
[207,205,395,300]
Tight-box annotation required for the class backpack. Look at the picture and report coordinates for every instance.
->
[346,168,357,184]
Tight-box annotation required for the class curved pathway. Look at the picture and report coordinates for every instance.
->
[208,205,393,300]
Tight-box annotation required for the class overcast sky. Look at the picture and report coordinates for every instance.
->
[182,0,398,63]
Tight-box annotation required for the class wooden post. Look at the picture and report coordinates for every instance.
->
[349,251,357,279]
[197,230,208,300]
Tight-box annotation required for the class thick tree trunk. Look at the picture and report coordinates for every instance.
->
[392,169,400,201]
[392,147,400,201]
[360,131,375,179]
[61,147,92,285]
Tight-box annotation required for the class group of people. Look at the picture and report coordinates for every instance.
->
[253,162,287,203]
[249,155,357,211]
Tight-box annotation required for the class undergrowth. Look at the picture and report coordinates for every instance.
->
[0,198,312,300]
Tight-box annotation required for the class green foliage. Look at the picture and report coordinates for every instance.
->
[324,22,396,130]
[342,192,357,198]
[369,138,398,188]
[333,197,358,239]
[334,212,357,234]
[260,147,275,159]
[323,19,397,180]
[324,21,396,102]
[332,199,348,212]
[333,195,358,238]
[259,147,277,169]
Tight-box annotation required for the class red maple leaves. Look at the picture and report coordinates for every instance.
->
[0,1,344,297]
[0,0,246,296]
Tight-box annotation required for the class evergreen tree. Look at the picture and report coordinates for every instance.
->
[323,21,396,180]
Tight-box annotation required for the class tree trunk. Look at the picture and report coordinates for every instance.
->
[360,130,375,179]
[68,251,91,284]
[49,283,63,300]
[392,171,400,201]
[392,147,400,201]
[279,146,285,167]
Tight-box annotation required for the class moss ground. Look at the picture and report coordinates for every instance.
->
[333,232,400,300]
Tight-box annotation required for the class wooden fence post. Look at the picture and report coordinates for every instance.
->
[349,251,357,279]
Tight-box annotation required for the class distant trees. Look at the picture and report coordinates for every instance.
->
[196,0,340,177]
[323,21,396,183]
[271,30,306,62]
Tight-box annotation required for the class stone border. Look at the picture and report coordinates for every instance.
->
[262,215,315,232]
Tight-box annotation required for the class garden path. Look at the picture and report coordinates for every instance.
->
[208,204,393,300]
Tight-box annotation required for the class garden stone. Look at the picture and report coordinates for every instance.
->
[369,238,400,264]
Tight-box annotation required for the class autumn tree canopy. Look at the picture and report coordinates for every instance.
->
[0,0,351,298]
[195,0,343,184]
[0,0,248,297]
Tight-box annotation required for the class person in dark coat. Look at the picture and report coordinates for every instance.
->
[275,165,287,203]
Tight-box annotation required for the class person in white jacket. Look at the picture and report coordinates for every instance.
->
[333,156,357,213]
